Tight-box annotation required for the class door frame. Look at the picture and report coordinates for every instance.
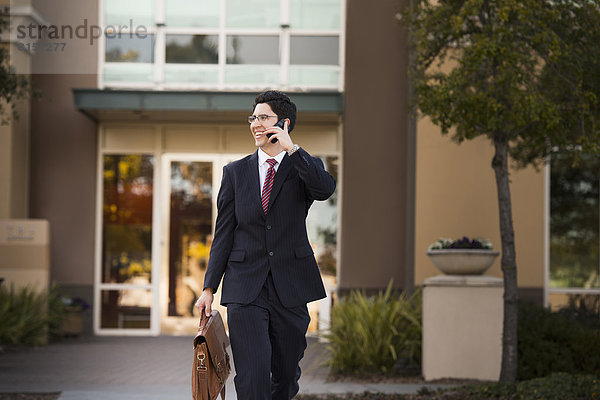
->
[93,146,244,336]
[94,147,338,335]
[94,148,162,336]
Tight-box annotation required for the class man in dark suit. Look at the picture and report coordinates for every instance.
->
[195,90,336,400]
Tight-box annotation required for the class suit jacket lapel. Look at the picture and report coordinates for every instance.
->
[246,151,264,218]
[267,154,292,213]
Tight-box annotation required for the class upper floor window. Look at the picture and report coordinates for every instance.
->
[101,0,344,91]
[166,0,220,28]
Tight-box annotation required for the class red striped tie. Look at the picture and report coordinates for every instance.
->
[261,158,278,214]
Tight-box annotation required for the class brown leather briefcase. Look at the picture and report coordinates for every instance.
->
[192,310,231,400]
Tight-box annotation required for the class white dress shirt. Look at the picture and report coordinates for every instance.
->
[258,148,286,194]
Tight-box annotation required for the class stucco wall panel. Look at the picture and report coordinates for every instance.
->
[415,118,545,289]
[340,0,411,291]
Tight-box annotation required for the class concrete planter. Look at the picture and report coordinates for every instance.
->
[60,307,84,336]
[426,249,500,275]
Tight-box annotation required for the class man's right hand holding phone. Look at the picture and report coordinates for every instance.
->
[266,119,294,152]
[266,119,287,143]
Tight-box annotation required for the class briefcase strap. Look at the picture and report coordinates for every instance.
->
[193,343,210,400]
[194,340,228,400]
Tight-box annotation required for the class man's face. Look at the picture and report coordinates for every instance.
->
[250,103,278,148]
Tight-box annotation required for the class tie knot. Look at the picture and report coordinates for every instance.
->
[266,158,277,167]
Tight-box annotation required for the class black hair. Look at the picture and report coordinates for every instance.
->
[253,90,297,133]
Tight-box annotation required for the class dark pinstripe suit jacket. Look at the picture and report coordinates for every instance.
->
[203,147,336,308]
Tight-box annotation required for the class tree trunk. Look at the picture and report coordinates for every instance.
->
[492,135,518,383]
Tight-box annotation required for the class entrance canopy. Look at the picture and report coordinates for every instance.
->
[73,89,344,123]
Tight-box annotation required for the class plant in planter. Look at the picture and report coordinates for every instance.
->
[60,297,90,336]
[62,297,90,311]
[427,236,499,275]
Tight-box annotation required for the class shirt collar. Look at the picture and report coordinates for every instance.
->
[258,148,286,167]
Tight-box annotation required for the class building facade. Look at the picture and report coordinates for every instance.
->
[2,0,595,336]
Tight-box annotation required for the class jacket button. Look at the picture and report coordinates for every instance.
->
[269,251,274,256]
[266,225,272,230]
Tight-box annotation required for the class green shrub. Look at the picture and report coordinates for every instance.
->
[515,372,600,400]
[296,373,600,399]
[435,372,599,400]
[324,282,422,375]
[518,301,600,380]
[0,284,67,346]
[557,294,600,330]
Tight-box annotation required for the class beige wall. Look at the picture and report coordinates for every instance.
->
[30,0,99,75]
[27,0,98,286]
[415,117,545,288]
[30,74,98,286]
[101,122,340,155]
[5,97,31,219]
[0,219,50,292]
[0,39,33,219]
[0,119,18,218]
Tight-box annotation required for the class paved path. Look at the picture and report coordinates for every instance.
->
[0,335,452,399]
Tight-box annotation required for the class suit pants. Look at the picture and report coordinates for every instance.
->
[226,272,310,400]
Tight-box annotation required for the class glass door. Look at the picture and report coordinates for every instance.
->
[160,155,229,334]
[158,153,339,334]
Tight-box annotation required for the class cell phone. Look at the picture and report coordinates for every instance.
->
[267,119,286,143]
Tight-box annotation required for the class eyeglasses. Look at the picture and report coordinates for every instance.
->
[247,114,278,124]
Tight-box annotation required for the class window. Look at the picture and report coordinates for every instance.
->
[550,153,599,289]
[549,152,600,309]
[290,0,341,29]
[104,34,155,82]
[101,0,344,90]
[105,0,154,27]
[226,35,279,64]
[290,36,339,65]
[165,35,219,84]
[226,0,280,29]
[290,35,339,86]
[166,35,219,64]
[225,35,280,85]
[165,0,219,28]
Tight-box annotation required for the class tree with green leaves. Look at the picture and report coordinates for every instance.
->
[0,7,32,124]
[399,0,600,382]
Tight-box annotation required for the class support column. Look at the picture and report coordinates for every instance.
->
[422,275,503,381]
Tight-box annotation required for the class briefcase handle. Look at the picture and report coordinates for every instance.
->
[197,309,217,337]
